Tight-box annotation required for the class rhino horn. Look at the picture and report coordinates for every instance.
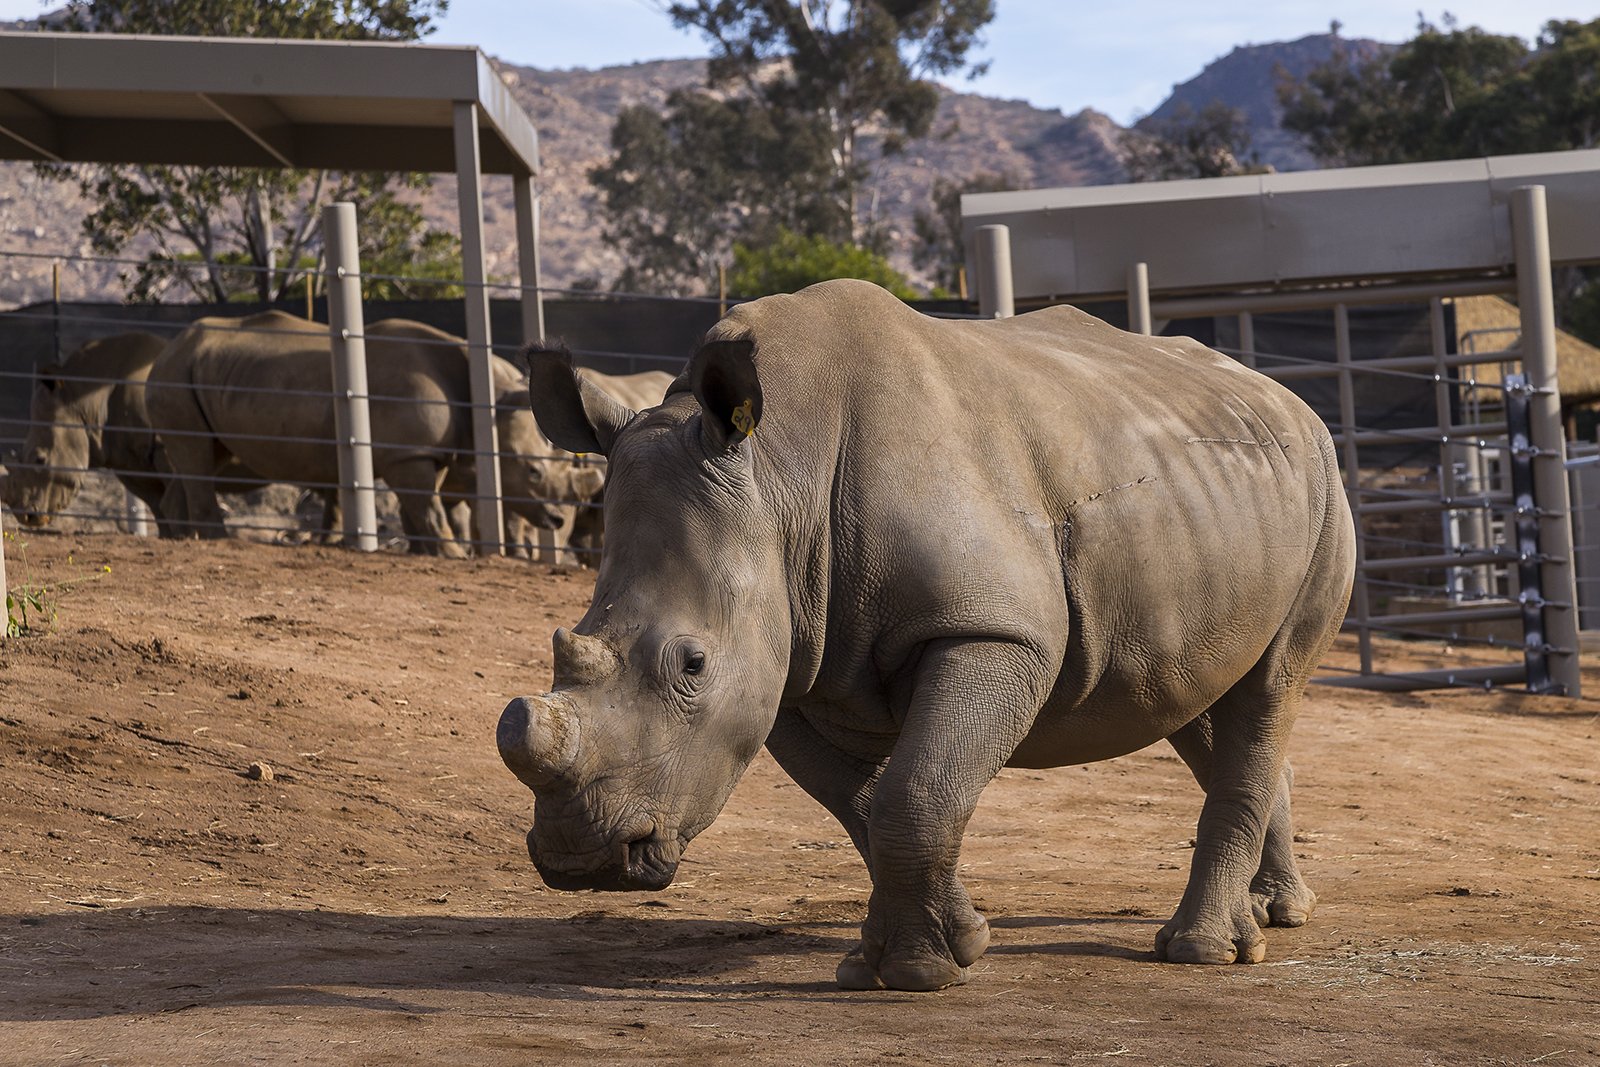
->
[497,694,581,792]
[552,627,620,687]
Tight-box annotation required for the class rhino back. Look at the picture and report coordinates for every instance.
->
[721,282,1345,753]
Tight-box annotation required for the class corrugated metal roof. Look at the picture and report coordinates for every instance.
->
[0,30,537,175]
[962,150,1600,301]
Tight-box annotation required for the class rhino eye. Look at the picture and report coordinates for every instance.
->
[683,651,706,675]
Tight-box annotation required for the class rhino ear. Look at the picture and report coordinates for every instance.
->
[524,342,634,457]
[689,337,761,451]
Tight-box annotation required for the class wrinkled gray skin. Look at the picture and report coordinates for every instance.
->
[4,333,173,531]
[499,280,1356,992]
[148,311,566,557]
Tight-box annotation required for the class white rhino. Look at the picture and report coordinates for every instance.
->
[498,280,1356,992]
[147,311,567,557]
[4,333,172,530]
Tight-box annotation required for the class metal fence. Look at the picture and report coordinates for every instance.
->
[0,206,713,566]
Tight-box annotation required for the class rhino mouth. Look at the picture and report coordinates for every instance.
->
[527,828,682,892]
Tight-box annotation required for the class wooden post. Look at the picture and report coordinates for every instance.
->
[718,264,727,318]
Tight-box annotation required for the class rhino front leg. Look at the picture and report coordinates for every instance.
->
[1169,712,1316,929]
[853,638,1051,992]
[386,458,467,559]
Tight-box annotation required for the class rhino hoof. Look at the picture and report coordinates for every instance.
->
[835,947,883,990]
[878,958,970,992]
[1251,884,1317,928]
[1156,930,1265,965]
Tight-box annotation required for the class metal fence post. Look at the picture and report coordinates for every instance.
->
[1510,184,1582,696]
[1333,302,1374,675]
[1127,262,1153,335]
[975,225,1014,319]
[321,202,380,553]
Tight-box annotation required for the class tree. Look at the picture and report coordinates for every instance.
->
[726,228,917,299]
[910,169,1013,295]
[1119,102,1267,182]
[589,90,839,297]
[593,1,995,294]
[1278,17,1600,346]
[43,0,458,304]
[1277,16,1600,166]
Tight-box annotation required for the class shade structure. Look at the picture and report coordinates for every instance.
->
[0,29,548,554]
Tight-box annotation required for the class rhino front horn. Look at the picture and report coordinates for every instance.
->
[497,694,581,792]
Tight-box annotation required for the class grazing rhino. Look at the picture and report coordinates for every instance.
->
[498,280,1355,992]
[2,332,342,540]
[4,333,172,531]
[148,311,566,557]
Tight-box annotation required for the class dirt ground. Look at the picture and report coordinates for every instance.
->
[1,531,1597,1066]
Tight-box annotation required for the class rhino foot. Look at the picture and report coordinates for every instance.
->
[1155,904,1265,965]
[1250,877,1317,928]
[839,899,990,992]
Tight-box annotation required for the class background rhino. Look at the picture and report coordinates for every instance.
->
[4,333,171,531]
[148,311,566,557]
[499,280,1356,992]
[559,368,675,563]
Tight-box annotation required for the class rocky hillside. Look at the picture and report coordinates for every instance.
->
[1148,32,1387,172]
[0,28,1348,305]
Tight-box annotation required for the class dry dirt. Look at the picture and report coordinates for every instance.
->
[1,532,1597,1066]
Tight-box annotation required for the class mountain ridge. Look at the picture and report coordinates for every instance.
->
[0,28,1357,304]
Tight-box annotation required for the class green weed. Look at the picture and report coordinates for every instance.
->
[4,530,110,638]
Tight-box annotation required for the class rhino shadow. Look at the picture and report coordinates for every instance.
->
[0,905,864,1019]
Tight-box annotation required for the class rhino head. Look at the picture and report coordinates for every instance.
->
[2,363,91,527]
[491,396,572,532]
[497,339,789,891]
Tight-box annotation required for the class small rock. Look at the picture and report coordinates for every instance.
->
[247,761,274,782]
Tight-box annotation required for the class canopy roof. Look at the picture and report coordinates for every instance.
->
[0,30,538,175]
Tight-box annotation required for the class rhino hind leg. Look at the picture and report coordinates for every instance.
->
[1168,714,1317,929]
[387,458,467,559]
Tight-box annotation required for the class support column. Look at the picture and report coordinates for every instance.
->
[1511,184,1582,697]
[321,202,379,552]
[1334,303,1373,674]
[975,225,1014,319]
[1127,262,1152,336]
[455,101,504,556]
[513,172,563,563]
[1237,311,1256,369]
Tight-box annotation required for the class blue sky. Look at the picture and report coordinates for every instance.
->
[0,0,1586,123]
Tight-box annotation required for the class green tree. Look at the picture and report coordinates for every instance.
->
[593,1,995,294]
[43,0,458,304]
[1277,16,1600,166]
[1120,102,1267,182]
[910,169,1013,294]
[1278,17,1600,346]
[727,228,917,299]
[589,90,839,297]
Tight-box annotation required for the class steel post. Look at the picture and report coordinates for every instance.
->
[1334,303,1373,674]
[454,101,505,556]
[1237,311,1256,369]
[1127,262,1152,336]
[975,225,1014,319]
[1510,184,1582,696]
[321,202,379,552]
[512,172,565,563]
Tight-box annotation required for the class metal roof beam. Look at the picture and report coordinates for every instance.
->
[0,88,61,162]
[196,92,295,168]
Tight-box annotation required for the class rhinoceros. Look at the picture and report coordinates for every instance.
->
[148,311,567,557]
[559,368,676,562]
[4,333,173,531]
[498,280,1356,992]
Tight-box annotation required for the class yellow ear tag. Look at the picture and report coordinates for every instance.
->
[730,398,755,437]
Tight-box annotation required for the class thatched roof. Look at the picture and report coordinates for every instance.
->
[1450,295,1600,406]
